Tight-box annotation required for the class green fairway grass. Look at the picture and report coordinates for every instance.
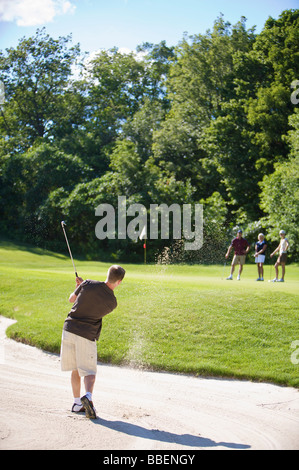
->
[0,240,298,387]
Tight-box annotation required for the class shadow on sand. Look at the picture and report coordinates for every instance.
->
[92,417,251,449]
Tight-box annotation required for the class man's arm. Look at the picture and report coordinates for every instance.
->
[225,245,232,259]
[68,277,84,303]
[69,292,77,303]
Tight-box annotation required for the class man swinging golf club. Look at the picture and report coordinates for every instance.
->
[60,265,125,419]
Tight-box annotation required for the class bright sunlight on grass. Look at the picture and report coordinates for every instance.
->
[0,240,298,387]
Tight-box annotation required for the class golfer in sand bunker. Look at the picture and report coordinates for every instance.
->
[60,265,125,419]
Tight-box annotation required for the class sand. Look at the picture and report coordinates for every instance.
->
[0,315,298,450]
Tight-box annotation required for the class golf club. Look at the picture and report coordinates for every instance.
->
[61,221,78,277]
[268,259,275,282]
[221,260,226,280]
[267,253,276,282]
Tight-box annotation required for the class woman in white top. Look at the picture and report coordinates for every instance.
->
[270,230,289,282]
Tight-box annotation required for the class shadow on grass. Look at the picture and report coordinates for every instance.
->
[0,239,67,259]
[92,417,251,449]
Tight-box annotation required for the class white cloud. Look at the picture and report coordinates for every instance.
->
[0,0,76,26]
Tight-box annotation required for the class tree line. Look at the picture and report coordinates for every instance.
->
[0,10,298,262]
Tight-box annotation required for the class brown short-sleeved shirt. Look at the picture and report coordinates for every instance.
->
[63,280,117,341]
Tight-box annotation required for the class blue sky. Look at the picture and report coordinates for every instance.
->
[0,0,298,54]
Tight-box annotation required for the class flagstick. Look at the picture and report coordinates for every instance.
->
[139,224,147,265]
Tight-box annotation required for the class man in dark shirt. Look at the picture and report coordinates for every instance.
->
[225,230,250,280]
[60,265,125,418]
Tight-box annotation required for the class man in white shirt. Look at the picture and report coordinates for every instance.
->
[270,230,289,282]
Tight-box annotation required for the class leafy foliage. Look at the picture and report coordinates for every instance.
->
[0,11,298,260]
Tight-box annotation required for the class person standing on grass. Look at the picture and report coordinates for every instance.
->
[60,265,125,419]
[270,230,289,282]
[225,230,250,280]
[254,233,267,281]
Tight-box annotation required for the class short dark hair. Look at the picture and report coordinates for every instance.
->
[107,265,126,283]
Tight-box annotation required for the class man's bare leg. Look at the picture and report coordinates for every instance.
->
[71,369,81,398]
[71,371,95,397]
[84,374,95,395]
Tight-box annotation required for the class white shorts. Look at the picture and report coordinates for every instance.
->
[255,254,265,264]
[60,330,97,377]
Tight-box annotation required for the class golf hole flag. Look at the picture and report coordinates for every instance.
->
[139,225,147,263]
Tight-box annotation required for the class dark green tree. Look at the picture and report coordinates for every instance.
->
[0,28,80,153]
[259,110,299,259]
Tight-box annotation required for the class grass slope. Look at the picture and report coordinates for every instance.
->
[0,240,298,387]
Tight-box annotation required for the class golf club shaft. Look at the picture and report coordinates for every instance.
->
[222,260,226,279]
[61,223,78,277]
